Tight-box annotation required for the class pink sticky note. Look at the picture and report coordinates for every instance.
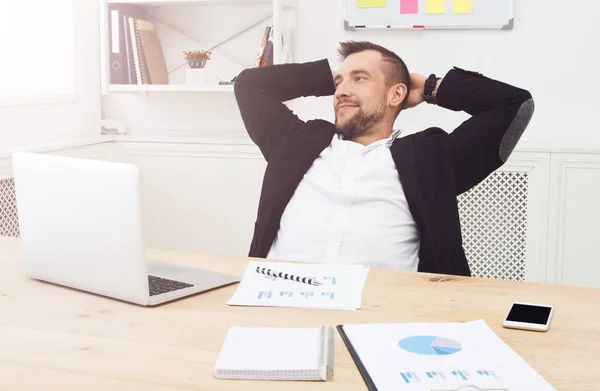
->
[401,0,418,14]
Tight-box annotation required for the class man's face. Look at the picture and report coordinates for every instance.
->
[333,50,388,139]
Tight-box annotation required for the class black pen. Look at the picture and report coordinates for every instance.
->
[256,267,323,286]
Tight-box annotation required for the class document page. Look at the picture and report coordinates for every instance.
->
[341,320,557,390]
[227,261,369,310]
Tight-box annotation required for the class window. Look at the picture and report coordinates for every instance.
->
[0,0,75,105]
[0,0,100,150]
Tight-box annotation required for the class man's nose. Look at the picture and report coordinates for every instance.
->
[334,82,350,100]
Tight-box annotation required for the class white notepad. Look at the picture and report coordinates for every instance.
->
[214,325,334,381]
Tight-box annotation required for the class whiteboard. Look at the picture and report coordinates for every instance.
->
[345,0,513,30]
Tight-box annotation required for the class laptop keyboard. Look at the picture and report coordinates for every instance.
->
[148,275,194,296]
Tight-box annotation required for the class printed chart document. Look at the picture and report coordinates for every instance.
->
[338,319,556,391]
[227,261,369,310]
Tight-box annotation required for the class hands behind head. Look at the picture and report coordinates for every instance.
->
[404,73,426,109]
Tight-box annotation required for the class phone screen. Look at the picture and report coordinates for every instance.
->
[506,303,552,325]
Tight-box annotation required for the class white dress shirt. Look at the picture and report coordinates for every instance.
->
[267,130,420,271]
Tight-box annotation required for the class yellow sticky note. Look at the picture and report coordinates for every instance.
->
[426,0,445,14]
[453,0,472,13]
[357,0,386,8]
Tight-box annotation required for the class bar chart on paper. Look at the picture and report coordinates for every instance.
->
[398,368,501,384]
[227,261,369,310]
[257,291,335,300]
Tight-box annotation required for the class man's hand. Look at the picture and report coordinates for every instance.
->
[404,73,426,109]
[404,73,443,108]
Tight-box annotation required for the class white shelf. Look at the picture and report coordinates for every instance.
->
[108,84,234,92]
[105,0,272,6]
[100,0,298,94]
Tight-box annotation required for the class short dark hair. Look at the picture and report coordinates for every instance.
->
[338,41,410,111]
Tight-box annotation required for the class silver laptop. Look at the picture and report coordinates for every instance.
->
[12,151,240,306]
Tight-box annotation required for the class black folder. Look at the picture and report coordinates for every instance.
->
[337,325,379,391]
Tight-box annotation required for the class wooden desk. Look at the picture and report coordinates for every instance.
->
[0,237,599,390]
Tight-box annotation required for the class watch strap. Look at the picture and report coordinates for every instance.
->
[424,74,440,104]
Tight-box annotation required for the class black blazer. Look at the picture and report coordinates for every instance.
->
[234,59,534,276]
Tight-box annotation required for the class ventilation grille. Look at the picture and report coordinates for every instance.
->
[458,171,528,281]
[0,178,19,237]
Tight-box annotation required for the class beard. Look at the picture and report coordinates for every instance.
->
[335,104,385,139]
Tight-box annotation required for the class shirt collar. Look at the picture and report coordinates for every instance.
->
[335,129,403,147]
[386,128,403,147]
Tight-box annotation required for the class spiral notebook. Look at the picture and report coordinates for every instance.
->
[214,325,334,381]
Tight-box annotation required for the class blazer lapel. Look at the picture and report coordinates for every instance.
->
[390,135,437,263]
[257,127,336,257]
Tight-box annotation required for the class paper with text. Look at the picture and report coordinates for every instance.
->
[341,320,556,390]
[227,261,369,310]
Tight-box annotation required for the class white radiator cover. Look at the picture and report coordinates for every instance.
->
[0,178,19,238]
[458,171,528,281]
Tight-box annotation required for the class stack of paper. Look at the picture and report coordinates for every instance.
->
[214,325,334,381]
[227,261,369,310]
[338,319,556,390]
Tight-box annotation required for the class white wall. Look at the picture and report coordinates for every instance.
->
[0,0,101,151]
[291,0,600,142]
[102,0,600,143]
[115,140,266,257]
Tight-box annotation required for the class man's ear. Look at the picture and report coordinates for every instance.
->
[388,83,408,110]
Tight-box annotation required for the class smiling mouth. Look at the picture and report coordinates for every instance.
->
[337,104,358,111]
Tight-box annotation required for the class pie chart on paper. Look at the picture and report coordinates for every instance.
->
[398,336,463,356]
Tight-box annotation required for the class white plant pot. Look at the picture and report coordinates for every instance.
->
[186,68,207,86]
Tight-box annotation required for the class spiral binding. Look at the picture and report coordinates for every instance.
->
[256,267,323,286]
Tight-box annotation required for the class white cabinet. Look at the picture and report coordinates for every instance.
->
[546,153,600,288]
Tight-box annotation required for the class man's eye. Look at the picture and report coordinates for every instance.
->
[356,76,365,81]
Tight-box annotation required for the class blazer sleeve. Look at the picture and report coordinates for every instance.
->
[435,67,535,195]
[233,59,336,162]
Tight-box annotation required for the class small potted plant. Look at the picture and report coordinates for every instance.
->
[184,50,211,86]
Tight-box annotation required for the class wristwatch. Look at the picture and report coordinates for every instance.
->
[423,74,440,104]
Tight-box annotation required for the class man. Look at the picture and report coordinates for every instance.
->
[234,41,534,276]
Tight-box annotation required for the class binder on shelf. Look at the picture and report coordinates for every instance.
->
[136,19,169,84]
[108,4,145,84]
[132,18,150,84]
[122,13,135,84]
[255,25,271,67]
[259,26,274,67]
[108,4,168,86]
[128,17,143,85]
